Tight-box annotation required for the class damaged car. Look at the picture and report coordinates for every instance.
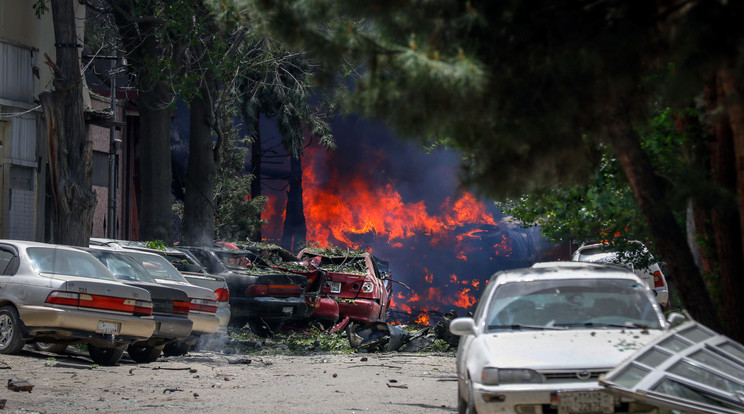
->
[0,241,156,366]
[176,246,309,335]
[450,262,674,414]
[295,247,393,325]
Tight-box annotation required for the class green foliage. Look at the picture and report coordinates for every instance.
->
[33,0,49,18]
[143,240,167,251]
[499,106,704,266]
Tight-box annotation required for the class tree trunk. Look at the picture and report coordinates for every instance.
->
[42,0,96,247]
[250,115,262,241]
[711,68,744,342]
[113,5,173,243]
[181,81,216,246]
[135,81,174,243]
[607,106,722,332]
[281,154,306,251]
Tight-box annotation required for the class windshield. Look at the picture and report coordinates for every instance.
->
[87,250,158,283]
[126,251,189,283]
[485,278,663,331]
[27,247,117,280]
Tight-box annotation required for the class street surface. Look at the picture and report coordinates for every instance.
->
[0,347,457,413]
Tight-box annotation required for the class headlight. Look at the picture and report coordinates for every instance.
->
[361,281,374,293]
[481,368,544,385]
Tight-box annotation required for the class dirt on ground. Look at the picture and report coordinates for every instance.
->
[0,346,458,413]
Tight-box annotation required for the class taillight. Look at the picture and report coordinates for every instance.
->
[214,288,230,302]
[172,300,191,316]
[653,270,665,288]
[189,298,218,314]
[361,281,374,293]
[46,291,153,316]
[245,284,268,296]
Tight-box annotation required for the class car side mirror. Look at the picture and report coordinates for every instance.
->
[450,317,476,336]
[666,312,687,328]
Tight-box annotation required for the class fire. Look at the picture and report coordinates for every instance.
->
[260,142,534,325]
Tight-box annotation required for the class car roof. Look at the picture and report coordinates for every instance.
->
[0,239,90,253]
[492,263,641,285]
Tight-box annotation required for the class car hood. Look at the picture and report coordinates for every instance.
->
[483,328,666,370]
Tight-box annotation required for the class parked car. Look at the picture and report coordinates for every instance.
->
[450,262,673,414]
[177,246,309,335]
[571,241,670,308]
[89,239,231,335]
[0,240,156,366]
[296,248,393,324]
[82,248,193,363]
[108,249,220,356]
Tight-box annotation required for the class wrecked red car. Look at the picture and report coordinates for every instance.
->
[294,248,394,325]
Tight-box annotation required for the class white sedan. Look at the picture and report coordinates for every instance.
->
[450,262,676,414]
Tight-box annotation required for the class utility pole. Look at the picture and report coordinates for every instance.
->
[107,56,117,238]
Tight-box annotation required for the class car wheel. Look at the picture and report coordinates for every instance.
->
[0,306,25,354]
[457,380,467,414]
[162,341,191,357]
[465,377,478,414]
[127,344,162,363]
[34,342,68,353]
[88,344,125,366]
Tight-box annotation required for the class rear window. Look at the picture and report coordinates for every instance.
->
[27,247,116,280]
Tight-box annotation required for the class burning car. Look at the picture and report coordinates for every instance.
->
[0,240,156,366]
[295,247,393,325]
[176,246,309,335]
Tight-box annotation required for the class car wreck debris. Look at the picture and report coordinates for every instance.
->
[346,312,460,352]
[7,379,33,392]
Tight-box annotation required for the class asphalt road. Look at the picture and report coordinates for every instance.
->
[0,347,458,413]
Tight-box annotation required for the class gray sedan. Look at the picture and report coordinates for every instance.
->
[0,240,156,365]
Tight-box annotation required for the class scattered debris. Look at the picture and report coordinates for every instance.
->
[329,317,351,334]
[360,357,368,362]
[332,373,338,378]
[227,357,252,365]
[162,388,183,394]
[0,398,6,409]
[53,362,92,370]
[152,366,192,371]
[386,383,408,389]
[193,392,199,399]
[0,361,11,370]
[7,379,33,393]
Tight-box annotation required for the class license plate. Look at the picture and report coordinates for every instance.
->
[282,306,293,315]
[558,391,614,414]
[97,321,121,334]
[328,281,341,293]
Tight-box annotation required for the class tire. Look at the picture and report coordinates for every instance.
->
[0,306,25,354]
[127,344,162,363]
[457,380,467,414]
[88,344,125,366]
[34,342,68,353]
[162,341,191,357]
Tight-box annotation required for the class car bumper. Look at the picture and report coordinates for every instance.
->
[337,298,382,324]
[472,381,616,414]
[230,296,309,320]
[215,305,231,334]
[310,298,340,321]
[17,304,156,344]
[652,288,669,307]
[189,312,219,334]
[150,314,193,341]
